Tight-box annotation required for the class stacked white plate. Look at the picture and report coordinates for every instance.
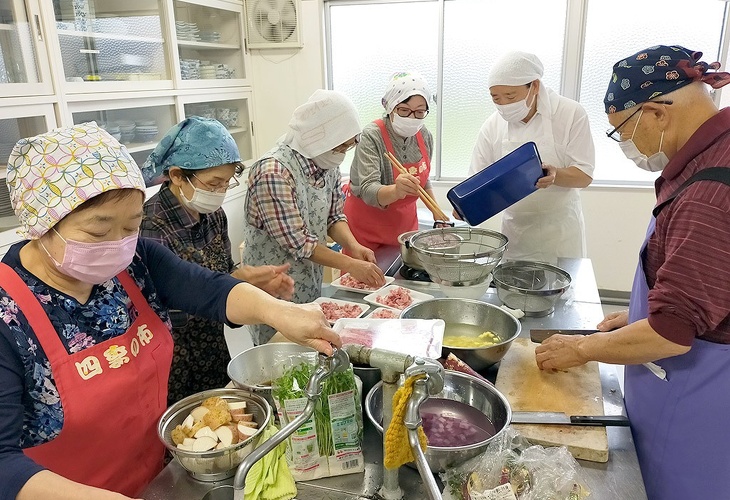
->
[180,59,200,80]
[135,120,158,143]
[199,31,221,43]
[176,21,200,41]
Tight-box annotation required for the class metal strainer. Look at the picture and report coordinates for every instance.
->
[409,227,508,285]
[492,260,572,316]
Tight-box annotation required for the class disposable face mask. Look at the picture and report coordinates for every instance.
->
[391,113,425,138]
[618,111,669,172]
[496,86,536,123]
[312,150,346,170]
[41,229,138,284]
[180,178,227,214]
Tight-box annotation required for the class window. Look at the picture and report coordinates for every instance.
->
[580,0,727,184]
[325,0,729,185]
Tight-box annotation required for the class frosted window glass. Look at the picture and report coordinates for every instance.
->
[581,0,726,184]
[329,2,439,175]
[440,0,567,178]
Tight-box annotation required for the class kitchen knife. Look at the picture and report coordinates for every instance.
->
[511,411,630,427]
[529,329,599,343]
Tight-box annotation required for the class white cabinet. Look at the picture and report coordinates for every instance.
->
[0,0,53,96]
[0,101,56,241]
[0,0,257,245]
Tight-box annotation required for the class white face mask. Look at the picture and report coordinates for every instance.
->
[391,113,424,138]
[618,111,669,172]
[180,178,227,214]
[496,85,536,123]
[312,150,346,170]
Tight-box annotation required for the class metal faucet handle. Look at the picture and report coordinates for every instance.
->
[305,347,350,398]
[405,357,444,395]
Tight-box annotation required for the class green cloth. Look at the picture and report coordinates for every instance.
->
[243,423,297,500]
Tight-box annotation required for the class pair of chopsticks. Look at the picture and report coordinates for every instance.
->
[384,151,450,221]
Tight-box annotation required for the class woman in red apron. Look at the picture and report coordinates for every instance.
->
[344,72,442,251]
[0,123,339,499]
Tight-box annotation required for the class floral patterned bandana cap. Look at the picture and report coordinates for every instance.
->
[381,71,432,114]
[604,44,730,114]
[142,116,242,184]
[6,122,146,240]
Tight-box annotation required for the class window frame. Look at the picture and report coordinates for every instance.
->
[324,0,730,187]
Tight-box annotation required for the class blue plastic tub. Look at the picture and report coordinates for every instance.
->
[448,142,544,226]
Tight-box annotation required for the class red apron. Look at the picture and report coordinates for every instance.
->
[343,119,431,251]
[0,263,173,497]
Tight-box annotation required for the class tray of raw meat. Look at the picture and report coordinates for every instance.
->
[364,307,400,319]
[362,285,434,311]
[333,318,445,358]
[314,297,369,324]
[329,273,395,294]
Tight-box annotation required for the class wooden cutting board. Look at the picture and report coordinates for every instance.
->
[495,338,609,463]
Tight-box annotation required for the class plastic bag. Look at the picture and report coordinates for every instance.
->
[271,353,364,481]
[441,427,590,500]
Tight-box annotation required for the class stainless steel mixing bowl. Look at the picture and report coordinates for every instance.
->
[400,298,521,370]
[492,260,572,317]
[227,342,316,407]
[365,370,512,472]
[158,388,271,481]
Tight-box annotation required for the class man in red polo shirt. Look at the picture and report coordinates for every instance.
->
[534,45,730,500]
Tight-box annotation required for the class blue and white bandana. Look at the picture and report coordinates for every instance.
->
[604,45,730,114]
[142,116,242,184]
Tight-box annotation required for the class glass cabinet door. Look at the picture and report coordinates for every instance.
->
[53,0,171,91]
[0,103,57,233]
[0,0,52,96]
[68,97,177,186]
[173,0,249,88]
[180,91,254,164]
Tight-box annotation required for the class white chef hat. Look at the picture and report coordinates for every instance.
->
[381,71,431,114]
[282,89,361,158]
[488,51,544,88]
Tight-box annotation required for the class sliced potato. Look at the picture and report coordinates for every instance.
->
[190,406,210,422]
[171,425,187,445]
[194,425,219,441]
[237,421,258,429]
[182,414,195,429]
[237,422,258,440]
[201,397,223,409]
[228,401,247,411]
[192,436,218,452]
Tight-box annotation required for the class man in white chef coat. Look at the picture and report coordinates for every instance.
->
[469,51,595,263]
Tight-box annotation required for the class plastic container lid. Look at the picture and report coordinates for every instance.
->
[333,318,445,359]
[448,141,543,226]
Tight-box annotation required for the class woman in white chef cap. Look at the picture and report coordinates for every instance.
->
[468,51,595,263]
[344,71,444,251]
[243,89,386,345]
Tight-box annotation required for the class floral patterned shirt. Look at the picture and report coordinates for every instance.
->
[0,238,240,499]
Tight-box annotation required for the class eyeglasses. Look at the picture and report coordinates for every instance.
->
[395,106,429,119]
[192,173,240,193]
[332,134,361,154]
[605,100,673,142]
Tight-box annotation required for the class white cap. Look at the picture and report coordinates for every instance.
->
[283,89,361,158]
[488,51,544,88]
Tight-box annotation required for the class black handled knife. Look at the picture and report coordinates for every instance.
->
[530,329,599,343]
[511,411,630,426]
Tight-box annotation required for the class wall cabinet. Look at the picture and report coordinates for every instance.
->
[0,0,256,246]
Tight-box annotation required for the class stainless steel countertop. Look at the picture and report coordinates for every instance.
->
[142,254,646,500]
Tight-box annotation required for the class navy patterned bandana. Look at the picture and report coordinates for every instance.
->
[604,45,730,114]
[142,116,242,184]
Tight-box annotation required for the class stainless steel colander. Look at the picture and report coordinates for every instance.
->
[409,227,508,285]
[492,260,572,316]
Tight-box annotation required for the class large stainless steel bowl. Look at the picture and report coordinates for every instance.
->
[158,388,271,481]
[400,298,521,370]
[227,342,316,407]
[365,370,512,472]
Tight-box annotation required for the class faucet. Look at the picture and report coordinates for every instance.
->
[232,347,349,499]
[343,344,444,500]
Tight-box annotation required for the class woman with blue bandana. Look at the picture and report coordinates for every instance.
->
[535,45,730,500]
[140,117,294,404]
[0,123,339,499]
[467,51,595,263]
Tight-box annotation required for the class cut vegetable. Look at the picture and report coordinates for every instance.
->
[228,401,247,411]
[190,406,210,422]
[237,422,257,439]
[192,436,218,452]
[182,414,195,429]
[215,425,235,447]
[194,425,218,441]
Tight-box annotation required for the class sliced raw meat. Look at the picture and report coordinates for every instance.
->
[376,287,413,310]
[319,301,364,322]
[372,309,399,319]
